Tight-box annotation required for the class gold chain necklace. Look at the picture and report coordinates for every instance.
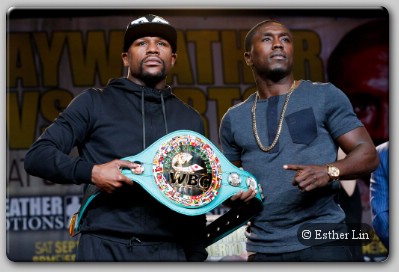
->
[251,80,296,152]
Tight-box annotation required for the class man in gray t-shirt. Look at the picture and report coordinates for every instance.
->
[220,19,379,262]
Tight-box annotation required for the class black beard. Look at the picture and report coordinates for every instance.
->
[266,68,288,82]
[140,71,166,88]
[139,60,167,88]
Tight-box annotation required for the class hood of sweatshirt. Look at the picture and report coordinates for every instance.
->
[107,77,174,99]
[106,77,174,149]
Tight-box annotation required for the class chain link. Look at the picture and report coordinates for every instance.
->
[251,80,296,152]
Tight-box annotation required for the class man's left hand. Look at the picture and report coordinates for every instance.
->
[284,164,330,192]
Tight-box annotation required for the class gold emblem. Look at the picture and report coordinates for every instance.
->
[153,135,222,207]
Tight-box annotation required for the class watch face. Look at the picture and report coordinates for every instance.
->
[329,166,340,177]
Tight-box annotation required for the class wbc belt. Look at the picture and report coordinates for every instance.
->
[121,130,264,245]
[71,130,264,246]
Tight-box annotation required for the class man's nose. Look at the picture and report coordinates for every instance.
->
[272,39,283,49]
[146,40,160,53]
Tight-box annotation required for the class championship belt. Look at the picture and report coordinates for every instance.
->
[70,130,264,246]
[121,130,264,245]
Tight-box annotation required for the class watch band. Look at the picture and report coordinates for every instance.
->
[70,130,264,245]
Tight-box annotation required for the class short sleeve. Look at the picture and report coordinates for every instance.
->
[324,84,363,139]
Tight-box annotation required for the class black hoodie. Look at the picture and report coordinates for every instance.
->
[24,77,207,261]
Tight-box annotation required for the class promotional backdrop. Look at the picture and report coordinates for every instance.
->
[6,8,389,262]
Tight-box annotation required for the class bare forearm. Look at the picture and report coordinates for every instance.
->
[335,142,379,180]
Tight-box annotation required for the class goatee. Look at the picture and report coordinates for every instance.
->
[267,68,288,82]
[140,72,167,88]
[139,61,167,88]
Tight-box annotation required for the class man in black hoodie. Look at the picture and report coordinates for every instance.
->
[24,14,254,262]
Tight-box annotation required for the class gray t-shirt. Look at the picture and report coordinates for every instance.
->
[219,80,363,254]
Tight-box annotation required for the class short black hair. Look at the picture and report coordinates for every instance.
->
[244,19,281,52]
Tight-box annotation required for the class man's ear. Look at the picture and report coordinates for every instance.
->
[171,53,177,67]
[121,52,129,67]
[244,52,253,67]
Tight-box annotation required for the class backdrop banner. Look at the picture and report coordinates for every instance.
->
[6,8,388,262]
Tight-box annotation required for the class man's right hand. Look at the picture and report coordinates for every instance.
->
[91,159,138,193]
[230,188,257,203]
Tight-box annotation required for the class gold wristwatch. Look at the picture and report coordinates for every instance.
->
[327,164,340,182]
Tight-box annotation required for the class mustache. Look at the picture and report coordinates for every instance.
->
[142,56,164,65]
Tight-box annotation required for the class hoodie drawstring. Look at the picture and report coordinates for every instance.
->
[140,87,169,150]
[141,88,146,149]
[128,237,142,252]
[160,93,168,135]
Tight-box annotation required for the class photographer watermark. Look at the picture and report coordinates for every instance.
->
[298,223,374,246]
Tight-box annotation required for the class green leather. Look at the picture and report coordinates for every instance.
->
[120,130,264,216]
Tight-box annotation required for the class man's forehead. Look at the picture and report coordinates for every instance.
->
[257,22,291,36]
